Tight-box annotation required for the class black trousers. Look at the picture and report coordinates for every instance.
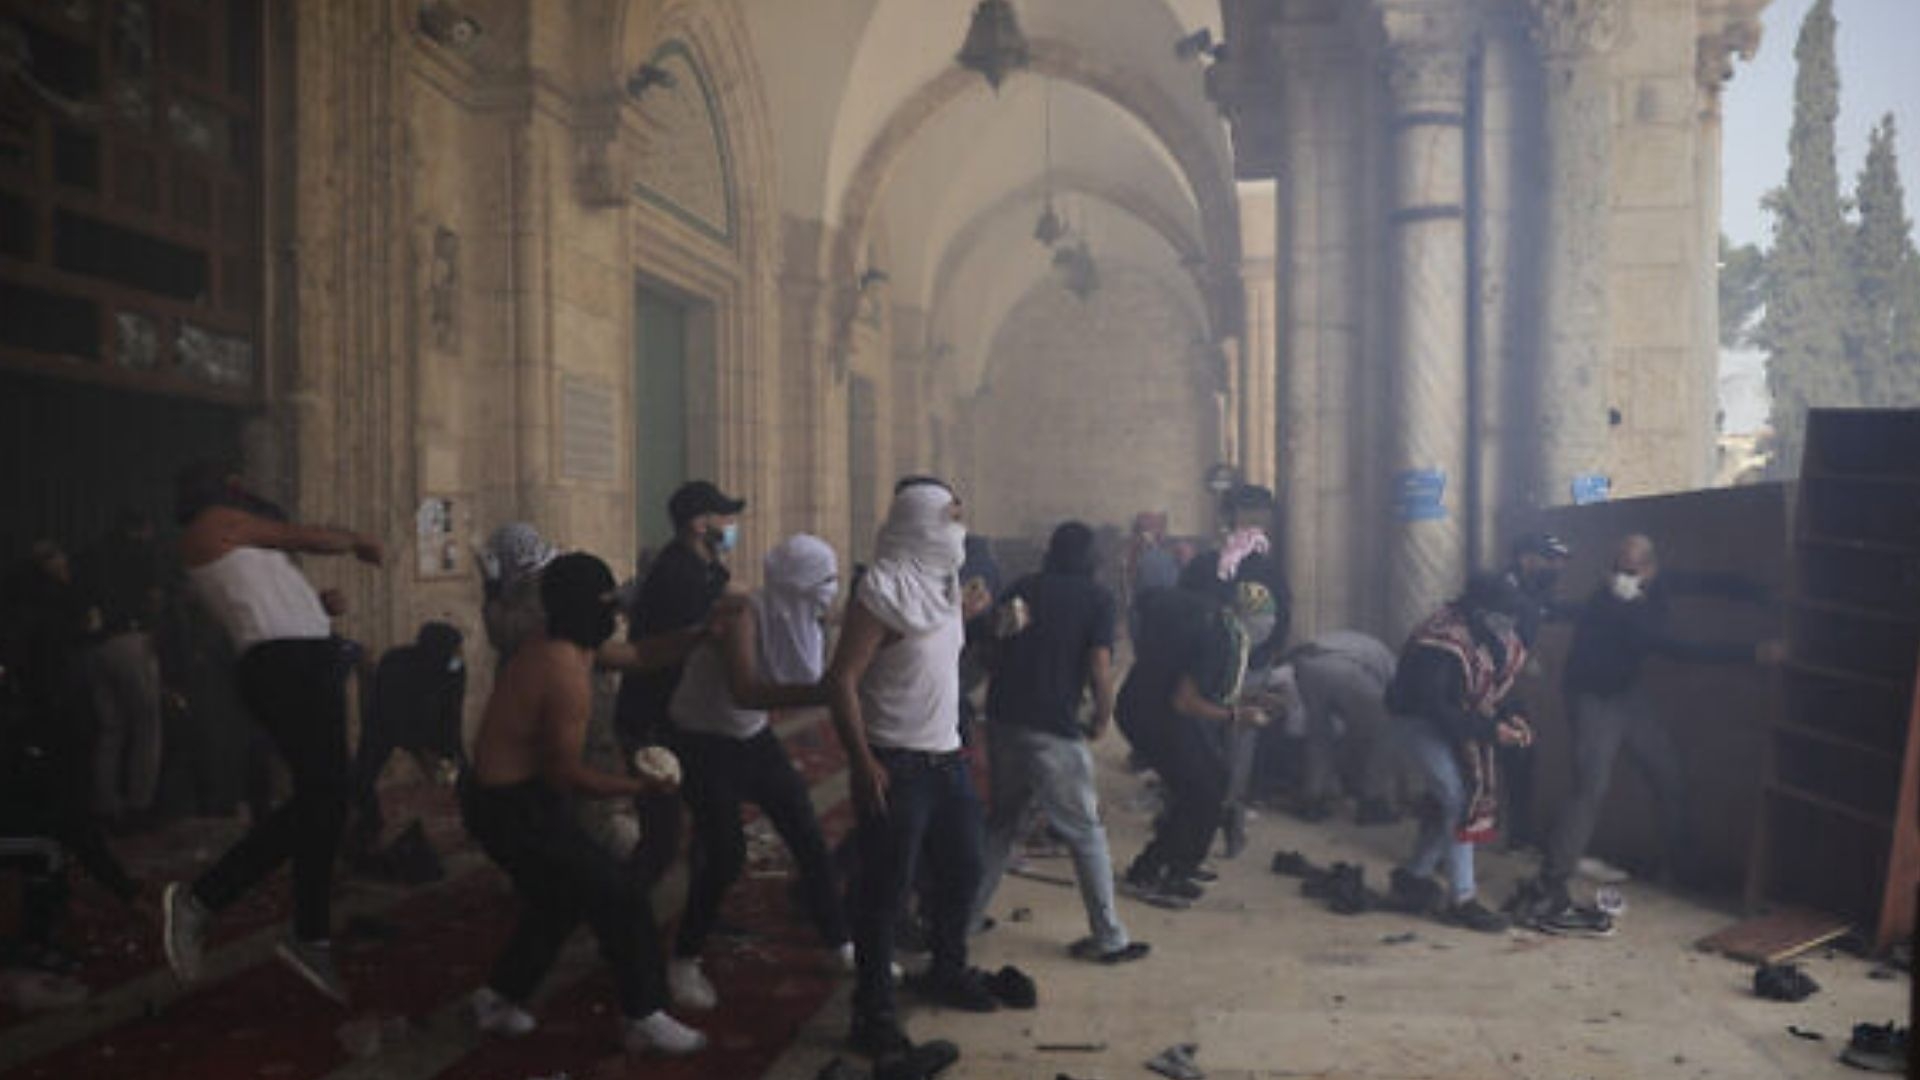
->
[462,778,667,1018]
[193,639,348,942]
[672,727,848,957]
[851,748,984,1026]
[1124,712,1227,881]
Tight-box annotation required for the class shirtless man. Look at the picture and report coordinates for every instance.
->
[461,552,705,1056]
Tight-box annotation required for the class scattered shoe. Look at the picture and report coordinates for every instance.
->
[161,882,209,985]
[623,1009,708,1056]
[668,957,719,1011]
[1531,901,1616,938]
[1753,962,1820,1003]
[275,938,349,1006]
[984,965,1036,1009]
[907,967,999,1013]
[1440,899,1510,934]
[469,986,537,1037]
[1269,850,1312,877]
[1145,1042,1205,1080]
[1069,937,1151,964]
[874,1038,961,1080]
[1186,865,1220,884]
[1840,1021,1909,1073]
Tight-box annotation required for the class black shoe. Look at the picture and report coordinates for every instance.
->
[874,1038,961,1080]
[1532,901,1615,938]
[1160,875,1206,901]
[984,964,1037,1009]
[1842,1022,1910,1073]
[1441,899,1510,934]
[848,1015,913,1058]
[1354,798,1401,826]
[908,967,999,1013]
[1270,850,1313,877]
[1186,865,1219,884]
[1753,962,1820,1002]
[1069,937,1152,964]
[1385,868,1444,916]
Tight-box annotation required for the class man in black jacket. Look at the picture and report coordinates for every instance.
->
[1521,534,1782,934]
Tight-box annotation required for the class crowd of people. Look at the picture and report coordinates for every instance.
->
[0,460,1785,1076]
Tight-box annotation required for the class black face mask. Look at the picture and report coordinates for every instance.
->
[541,553,619,650]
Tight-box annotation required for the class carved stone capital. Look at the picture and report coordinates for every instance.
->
[572,91,629,208]
[1696,16,1762,97]
[1382,41,1469,111]
[1522,0,1624,60]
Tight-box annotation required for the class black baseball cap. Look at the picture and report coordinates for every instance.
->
[1510,532,1572,561]
[668,480,746,528]
[1221,483,1276,513]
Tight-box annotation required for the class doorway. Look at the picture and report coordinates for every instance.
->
[632,281,715,553]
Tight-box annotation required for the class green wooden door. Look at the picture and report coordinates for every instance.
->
[634,286,688,551]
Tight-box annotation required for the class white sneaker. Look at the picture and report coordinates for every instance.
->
[161,883,209,985]
[667,958,717,1011]
[623,1010,708,1056]
[469,987,537,1037]
[1577,856,1631,884]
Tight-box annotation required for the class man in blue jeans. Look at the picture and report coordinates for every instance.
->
[825,479,979,1073]
[1384,575,1535,934]
[972,522,1147,965]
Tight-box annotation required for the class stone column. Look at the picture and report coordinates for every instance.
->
[1238,181,1280,493]
[1523,0,1621,507]
[1382,21,1471,638]
[1696,15,1763,483]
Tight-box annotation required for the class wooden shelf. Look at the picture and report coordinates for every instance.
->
[1798,533,1920,558]
[1791,596,1920,627]
[1766,781,1894,832]
[1783,660,1911,693]
[1774,720,1903,764]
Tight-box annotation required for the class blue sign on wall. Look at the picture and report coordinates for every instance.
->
[1394,468,1447,522]
[1571,473,1612,506]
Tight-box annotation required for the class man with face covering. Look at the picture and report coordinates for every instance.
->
[824,478,975,1072]
[615,480,745,887]
[462,553,705,1056]
[663,534,855,1013]
[972,522,1146,964]
[1383,574,1536,934]
[1118,578,1274,907]
[1515,533,1782,935]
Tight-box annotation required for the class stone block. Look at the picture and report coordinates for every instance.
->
[1613,126,1695,208]
[1612,266,1693,349]
[1610,207,1691,266]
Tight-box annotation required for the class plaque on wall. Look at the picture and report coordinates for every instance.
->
[415,495,469,578]
[560,372,617,483]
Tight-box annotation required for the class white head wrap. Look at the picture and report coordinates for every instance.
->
[858,483,966,635]
[760,533,839,683]
[480,522,556,587]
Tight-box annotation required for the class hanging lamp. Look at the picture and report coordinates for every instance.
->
[956,0,1030,92]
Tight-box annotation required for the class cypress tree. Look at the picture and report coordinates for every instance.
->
[1849,115,1920,406]
[1760,0,1854,476]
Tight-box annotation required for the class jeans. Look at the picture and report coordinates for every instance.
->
[851,748,984,1026]
[972,723,1128,952]
[462,778,666,1018]
[87,631,162,817]
[1398,718,1475,903]
[1296,654,1399,805]
[1124,714,1227,882]
[1543,688,1692,887]
[193,639,349,942]
[672,727,848,957]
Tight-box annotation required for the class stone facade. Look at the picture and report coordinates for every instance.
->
[207,0,1765,704]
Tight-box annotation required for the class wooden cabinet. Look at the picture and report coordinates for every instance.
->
[1749,409,1920,951]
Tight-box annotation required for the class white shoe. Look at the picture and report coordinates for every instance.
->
[623,1010,708,1056]
[470,987,537,1037]
[835,942,904,980]
[161,882,209,985]
[667,958,718,1011]
[1577,856,1631,884]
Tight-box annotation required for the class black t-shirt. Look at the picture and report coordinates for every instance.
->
[1117,587,1237,743]
[1561,571,1760,698]
[987,571,1115,739]
[614,539,729,747]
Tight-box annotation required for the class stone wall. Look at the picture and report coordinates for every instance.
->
[971,267,1218,544]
